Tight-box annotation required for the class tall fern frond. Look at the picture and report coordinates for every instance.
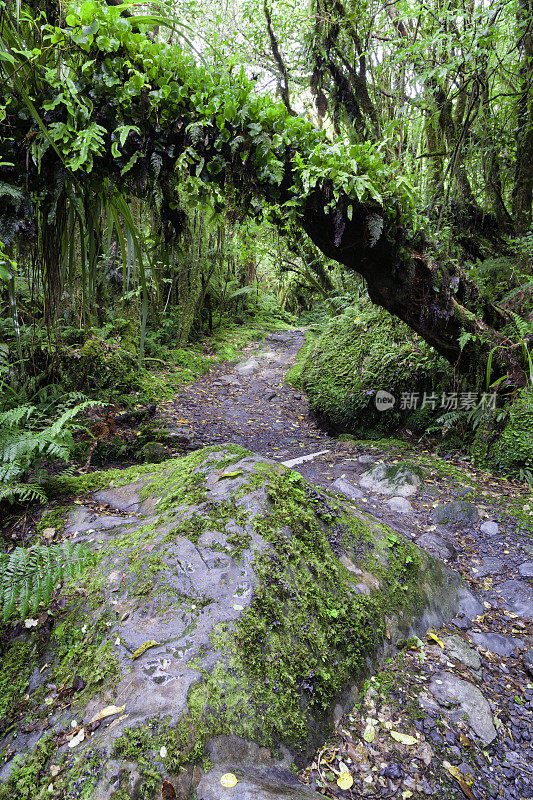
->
[0,543,96,621]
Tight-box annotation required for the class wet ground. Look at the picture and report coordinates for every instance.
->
[161,328,533,800]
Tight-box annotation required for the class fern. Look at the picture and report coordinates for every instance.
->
[0,399,96,505]
[0,543,95,621]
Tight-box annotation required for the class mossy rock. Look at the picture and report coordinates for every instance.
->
[140,441,170,463]
[0,446,463,800]
[472,388,533,479]
[299,305,450,435]
[62,336,140,395]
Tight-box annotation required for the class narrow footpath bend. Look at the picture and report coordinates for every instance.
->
[161,328,533,800]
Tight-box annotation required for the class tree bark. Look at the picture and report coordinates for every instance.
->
[299,190,525,386]
[512,0,533,235]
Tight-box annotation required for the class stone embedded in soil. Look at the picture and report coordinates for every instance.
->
[498,579,533,619]
[442,635,481,671]
[359,463,422,497]
[386,496,412,513]
[196,736,323,800]
[234,357,260,375]
[469,631,524,657]
[432,500,480,528]
[417,532,457,562]
[331,477,363,500]
[428,672,497,744]
[65,507,128,536]
[474,557,504,577]
[523,649,533,677]
[480,521,499,536]
[456,587,484,621]
[518,561,533,578]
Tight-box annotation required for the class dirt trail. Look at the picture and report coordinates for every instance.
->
[163,327,533,800]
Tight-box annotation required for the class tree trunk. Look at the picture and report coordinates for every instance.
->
[300,190,526,386]
[512,0,533,235]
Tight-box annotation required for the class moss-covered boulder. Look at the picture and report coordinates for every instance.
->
[300,305,449,435]
[472,388,533,478]
[0,446,463,800]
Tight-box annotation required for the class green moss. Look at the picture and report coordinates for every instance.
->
[0,638,39,736]
[43,443,250,501]
[285,329,318,388]
[65,336,140,397]
[51,607,121,700]
[36,506,68,539]
[477,388,533,479]
[299,304,449,435]
[0,736,109,800]
[0,735,56,800]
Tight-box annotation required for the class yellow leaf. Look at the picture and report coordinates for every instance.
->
[215,470,243,481]
[390,731,417,746]
[363,721,376,742]
[220,773,238,788]
[402,792,413,799]
[428,631,444,648]
[337,772,353,790]
[176,418,189,423]
[89,704,126,723]
[443,761,474,786]
[130,640,159,659]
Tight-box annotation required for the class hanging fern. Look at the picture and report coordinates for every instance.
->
[0,543,96,621]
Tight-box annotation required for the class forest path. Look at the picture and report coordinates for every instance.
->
[162,328,533,800]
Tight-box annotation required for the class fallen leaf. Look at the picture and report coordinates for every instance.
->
[337,771,353,790]
[216,470,243,481]
[131,640,159,659]
[68,728,85,748]
[443,761,475,799]
[220,773,238,788]
[161,779,176,799]
[89,704,126,723]
[390,731,417,746]
[428,631,444,648]
[363,721,376,742]
[42,527,55,540]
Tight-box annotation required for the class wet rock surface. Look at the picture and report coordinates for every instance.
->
[161,328,533,800]
[0,442,463,800]
[3,328,532,800]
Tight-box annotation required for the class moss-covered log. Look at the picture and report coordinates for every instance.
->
[0,2,527,384]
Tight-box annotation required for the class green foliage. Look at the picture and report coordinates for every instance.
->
[0,542,95,621]
[492,389,533,475]
[0,399,95,504]
[467,257,521,303]
[300,304,449,435]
